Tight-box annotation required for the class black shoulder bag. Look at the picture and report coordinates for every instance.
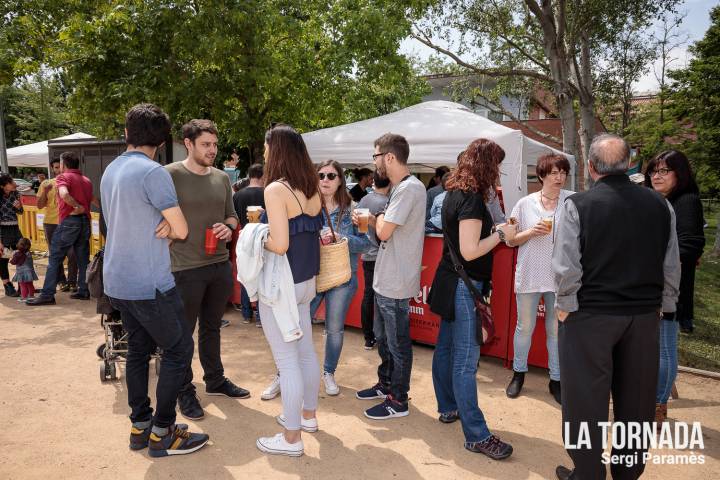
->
[444,234,497,346]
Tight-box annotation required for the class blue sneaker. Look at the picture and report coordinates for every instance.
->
[355,382,390,400]
[148,425,209,457]
[364,395,409,420]
[130,423,187,450]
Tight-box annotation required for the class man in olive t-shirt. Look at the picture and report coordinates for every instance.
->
[166,119,250,421]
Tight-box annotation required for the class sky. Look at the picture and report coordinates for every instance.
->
[400,0,717,94]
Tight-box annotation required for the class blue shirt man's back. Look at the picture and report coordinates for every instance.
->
[101,152,179,300]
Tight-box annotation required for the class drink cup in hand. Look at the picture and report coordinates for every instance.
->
[355,208,370,233]
[205,227,218,255]
[246,206,262,223]
[320,226,335,245]
[542,217,553,233]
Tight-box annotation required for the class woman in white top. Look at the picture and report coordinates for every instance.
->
[505,154,572,404]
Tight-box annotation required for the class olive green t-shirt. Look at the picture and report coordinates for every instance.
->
[165,162,238,272]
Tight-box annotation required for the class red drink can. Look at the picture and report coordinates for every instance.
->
[205,227,218,255]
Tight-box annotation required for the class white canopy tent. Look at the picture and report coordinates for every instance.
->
[6,133,95,169]
[302,101,573,212]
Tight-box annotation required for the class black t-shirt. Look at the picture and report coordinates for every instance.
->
[349,184,368,202]
[429,189,493,320]
[233,186,265,228]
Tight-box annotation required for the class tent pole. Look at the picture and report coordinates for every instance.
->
[0,100,8,173]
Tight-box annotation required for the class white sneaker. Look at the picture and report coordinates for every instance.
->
[276,414,318,433]
[261,374,281,400]
[323,372,340,396]
[256,432,303,457]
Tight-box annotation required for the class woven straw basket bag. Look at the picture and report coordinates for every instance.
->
[316,204,351,292]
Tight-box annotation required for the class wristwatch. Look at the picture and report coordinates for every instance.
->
[225,223,236,231]
[492,225,506,242]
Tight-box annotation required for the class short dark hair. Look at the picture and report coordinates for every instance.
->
[0,173,13,188]
[354,168,373,181]
[50,158,60,166]
[440,171,451,188]
[374,133,410,164]
[60,151,80,169]
[536,153,571,184]
[125,103,171,147]
[182,119,218,143]
[373,170,390,189]
[435,166,450,178]
[644,150,699,198]
[247,163,264,179]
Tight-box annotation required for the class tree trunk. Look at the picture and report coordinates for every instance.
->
[577,34,596,190]
[713,211,720,256]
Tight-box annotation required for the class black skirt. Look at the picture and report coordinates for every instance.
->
[0,224,22,249]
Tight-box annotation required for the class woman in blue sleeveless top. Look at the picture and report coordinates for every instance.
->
[255,124,323,457]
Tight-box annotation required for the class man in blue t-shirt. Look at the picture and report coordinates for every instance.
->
[101,103,209,458]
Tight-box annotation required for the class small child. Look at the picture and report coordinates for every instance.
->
[10,238,38,302]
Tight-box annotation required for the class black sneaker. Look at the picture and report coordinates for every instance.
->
[25,295,56,306]
[206,379,250,399]
[439,411,459,424]
[549,380,562,405]
[148,425,209,457]
[465,434,513,460]
[364,339,376,350]
[70,291,90,300]
[178,392,204,420]
[130,423,187,450]
[356,382,390,400]
[364,395,409,420]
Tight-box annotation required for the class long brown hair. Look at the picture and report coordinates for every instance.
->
[317,159,352,212]
[446,138,505,200]
[264,124,318,199]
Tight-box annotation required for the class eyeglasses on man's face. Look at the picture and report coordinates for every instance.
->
[650,168,673,177]
[318,172,338,181]
[372,152,387,161]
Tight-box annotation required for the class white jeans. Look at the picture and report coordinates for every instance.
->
[259,278,320,430]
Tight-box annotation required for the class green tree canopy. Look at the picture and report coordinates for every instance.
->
[44,0,430,160]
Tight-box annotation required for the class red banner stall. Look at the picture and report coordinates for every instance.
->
[231,231,551,370]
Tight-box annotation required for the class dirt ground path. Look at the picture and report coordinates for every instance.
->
[1,275,718,479]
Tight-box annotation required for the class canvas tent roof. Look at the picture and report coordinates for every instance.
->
[6,133,95,169]
[302,101,573,212]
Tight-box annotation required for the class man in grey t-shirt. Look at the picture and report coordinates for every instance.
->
[354,133,426,420]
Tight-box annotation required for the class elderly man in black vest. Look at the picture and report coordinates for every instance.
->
[552,134,680,480]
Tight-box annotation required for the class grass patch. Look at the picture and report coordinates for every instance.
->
[678,209,720,372]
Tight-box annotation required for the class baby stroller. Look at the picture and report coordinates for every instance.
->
[90,249,161,382]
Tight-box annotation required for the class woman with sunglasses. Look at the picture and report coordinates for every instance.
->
[505,153,572,404]
[255,124,323,457]
[644,150,705,422]
[311,160,371,396]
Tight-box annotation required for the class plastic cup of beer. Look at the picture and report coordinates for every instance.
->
[247,206,262,223]
[355,208,370,233]
[542,217,553,233]
[205,227,218,255]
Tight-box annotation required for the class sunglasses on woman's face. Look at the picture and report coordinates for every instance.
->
[318,172,338,181]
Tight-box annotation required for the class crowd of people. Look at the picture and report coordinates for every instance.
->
[0,100,707,479]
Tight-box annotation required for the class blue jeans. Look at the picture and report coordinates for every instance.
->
[310,274,358,374]
[41,216,90,296]
[432,278,492,443]
[240,284,260,321]
[656,319,679,403]
[374,293,413,402]
[109,288,194,428]
[513,292,560,380]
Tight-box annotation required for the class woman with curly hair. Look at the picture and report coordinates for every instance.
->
[428,138,517,460]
